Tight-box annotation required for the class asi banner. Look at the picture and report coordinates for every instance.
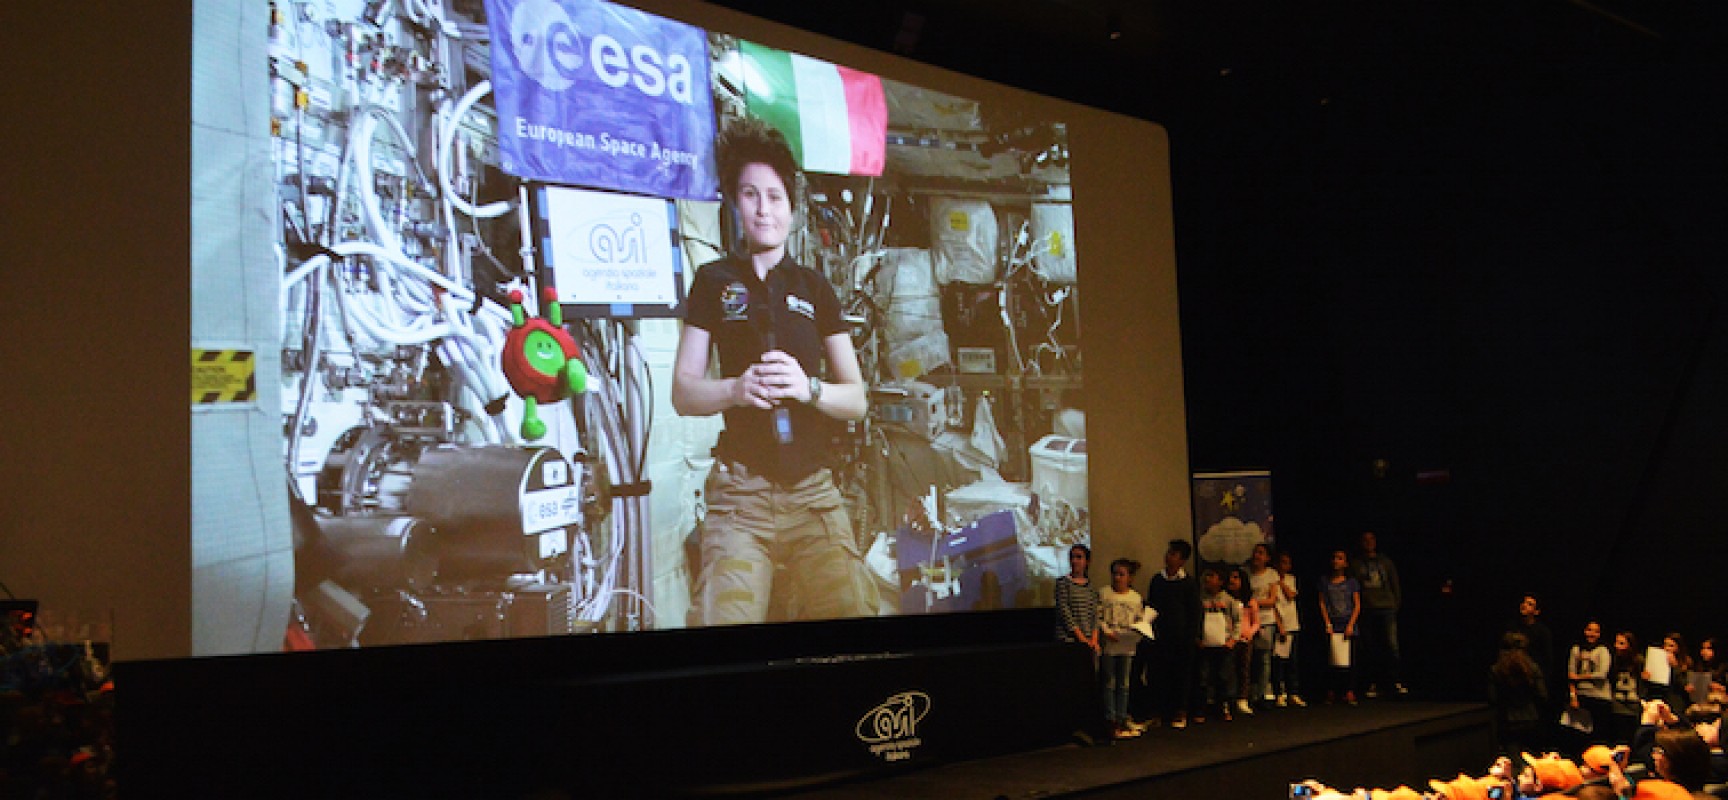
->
[485,0,719,199]
[1191,471,1274,575]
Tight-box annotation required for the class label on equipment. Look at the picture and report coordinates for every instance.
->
[521,485,582,533]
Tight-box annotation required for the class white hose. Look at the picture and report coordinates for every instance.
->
[329,240,473,297]
[357,115,415,254]
[332,284,455,346]
[439,81,513,219]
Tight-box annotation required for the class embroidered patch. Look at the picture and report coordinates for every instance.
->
[721,282,750,321]
[786,294,815,320]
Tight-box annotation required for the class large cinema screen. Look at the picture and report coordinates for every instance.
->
[190,0,1179,655]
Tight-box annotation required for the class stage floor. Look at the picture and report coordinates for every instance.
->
[793,700,1494,799]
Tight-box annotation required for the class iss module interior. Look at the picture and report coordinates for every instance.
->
[190,0,1089,654]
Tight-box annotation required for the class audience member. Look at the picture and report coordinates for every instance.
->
[1645,633,1694,711]
[1650,726,1713,791]
[1570,620,1612,744]
[1489,631,1548,757]
[1609,631,1648,745]
[1510,593,1558,747]
[1697,637,1725,697]
[1320,549,1362,705]
[1511,594,1557,685]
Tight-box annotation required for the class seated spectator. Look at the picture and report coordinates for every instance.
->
[1610,631,1648,745]
[1651,726,1714,792]
[1490,631,1548,757]
[1698,637,1725,698]
[1645,633,1695,712]
[1570,621,1613,745]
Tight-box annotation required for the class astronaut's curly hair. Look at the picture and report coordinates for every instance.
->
[716,116,798,200]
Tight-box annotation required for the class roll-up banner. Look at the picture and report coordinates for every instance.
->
[1191,471,1274,576]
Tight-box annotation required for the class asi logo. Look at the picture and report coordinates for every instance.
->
[856,691,930,762]
[507,0,696,103]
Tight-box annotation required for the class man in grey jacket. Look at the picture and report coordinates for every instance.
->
[1351,531,1406,697]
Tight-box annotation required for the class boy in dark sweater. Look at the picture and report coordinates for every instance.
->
[1138,539,1202,728]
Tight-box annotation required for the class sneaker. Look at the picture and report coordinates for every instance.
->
[1394,683,1409,696]
[1325,691,1337,705]
[1171,713,1188,729]
[1112,727,1136,740]
[1263,691,1276,702]
[1221,707,1234,722]
[1345,691,1358,705]
[1189,714,1205,725]
[1291,695,1308,707]
[1236,699,1254,715]
[1276,694,1289,708]
[1364,685,1379,699]
[1126,718,1151,732]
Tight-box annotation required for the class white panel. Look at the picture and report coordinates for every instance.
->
[191,0,292,656]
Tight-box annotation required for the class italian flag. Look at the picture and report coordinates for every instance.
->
[740,41,887,177]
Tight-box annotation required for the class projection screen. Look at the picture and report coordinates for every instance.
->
[188,0,1188,655]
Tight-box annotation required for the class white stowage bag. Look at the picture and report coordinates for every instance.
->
[929,198,999,285]
[878,248,950,376]
[1030,202,1077,283]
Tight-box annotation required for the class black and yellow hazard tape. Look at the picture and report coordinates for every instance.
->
[192,349,256,404]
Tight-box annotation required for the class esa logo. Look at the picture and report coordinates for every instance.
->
[507,0,695,103]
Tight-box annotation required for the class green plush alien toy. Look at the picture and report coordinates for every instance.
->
[501,287,587,440]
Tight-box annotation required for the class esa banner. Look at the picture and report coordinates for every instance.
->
[485,0,719,199]
[1192,471,1274,573]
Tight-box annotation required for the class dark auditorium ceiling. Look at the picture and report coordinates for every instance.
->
[700,0,1728,126]
[705,0,1728,633]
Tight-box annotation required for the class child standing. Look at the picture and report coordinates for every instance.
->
[1141,540,1200,728]
[1246,544,1281,709]
[1271,550,1306,707]
[1098,558,1145,739]
[1318,549,1361,705]
[1054,544,1100,653]
[1197,567,1243,722]
[1227,567,1261,716]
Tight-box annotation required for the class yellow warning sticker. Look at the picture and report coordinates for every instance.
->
[192,350,256,404]
[948,210,970,232]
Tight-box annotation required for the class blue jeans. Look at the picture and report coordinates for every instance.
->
[1199,646,1237,708]
[1101,654,1133,723]
[1251,627,1275,701]
[1272,633,1302,696]
[1359,608,1401,687]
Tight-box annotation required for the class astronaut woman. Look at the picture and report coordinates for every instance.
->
[672,118,878,625]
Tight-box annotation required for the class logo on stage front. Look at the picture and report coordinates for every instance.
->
[856,690,930,762]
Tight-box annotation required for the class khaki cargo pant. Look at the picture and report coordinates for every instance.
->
[693,462,879,625]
